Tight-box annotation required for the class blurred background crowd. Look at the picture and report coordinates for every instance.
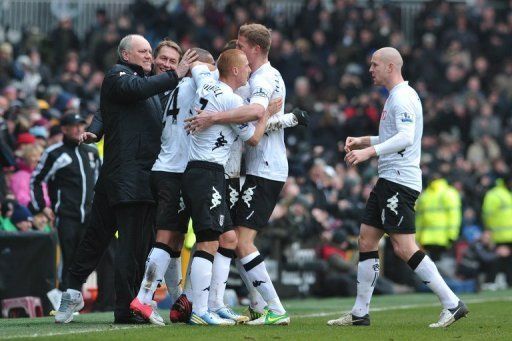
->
[1,0,511,298]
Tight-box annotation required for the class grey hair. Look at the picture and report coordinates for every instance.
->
[117,34,144,61]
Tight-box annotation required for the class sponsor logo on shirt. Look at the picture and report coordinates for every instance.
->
[212,132,227,151]
[401,112,413,123]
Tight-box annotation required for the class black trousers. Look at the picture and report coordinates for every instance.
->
[57,215,115,310]
[56,216,88,291]
[66,191,154,319]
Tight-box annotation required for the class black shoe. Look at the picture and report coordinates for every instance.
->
[292,108,310,127]
[351,314,370,326]
[450,301,469,320]
[429,301,469,328]
[327,312,370,326]
[114,313,149,324]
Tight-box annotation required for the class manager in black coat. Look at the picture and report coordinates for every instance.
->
[55,34,197,324]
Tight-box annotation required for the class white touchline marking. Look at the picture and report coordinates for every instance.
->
[2,296,511,339]
[1,325,158,339]
[295,296,512,318]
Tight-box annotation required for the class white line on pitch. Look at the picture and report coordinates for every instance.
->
[2,295,511,339]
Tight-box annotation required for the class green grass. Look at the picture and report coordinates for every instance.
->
[2,290,511,340]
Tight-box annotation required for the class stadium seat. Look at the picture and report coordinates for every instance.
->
[1,296,43,318]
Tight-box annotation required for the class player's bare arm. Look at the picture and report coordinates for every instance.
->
[185,103,265,133]
[246,111,270,146]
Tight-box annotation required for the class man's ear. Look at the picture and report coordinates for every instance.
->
[121,49,129,62]
[233,66,239,76]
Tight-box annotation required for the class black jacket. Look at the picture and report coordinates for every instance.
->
[30,137,101,221]
[96,61,179,205]
[87,110,104,139]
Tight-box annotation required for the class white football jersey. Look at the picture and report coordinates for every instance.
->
[376,81,423,192]
[188,72,255,166]
[244,62,288,182]
[152,77,195,173]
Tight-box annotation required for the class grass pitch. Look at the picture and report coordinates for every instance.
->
[1,289,511,340]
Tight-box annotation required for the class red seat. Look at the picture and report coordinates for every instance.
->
[1,296,43,318]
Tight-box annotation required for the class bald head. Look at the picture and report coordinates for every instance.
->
[191,47,214,65]
[118,34,153,73]
[369,47,405,89]
[118,34,146,60]
[374,47,403,70]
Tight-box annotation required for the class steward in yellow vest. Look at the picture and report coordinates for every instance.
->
[482,177,512,286]
[416,178,461,261]
[482,178,512,244]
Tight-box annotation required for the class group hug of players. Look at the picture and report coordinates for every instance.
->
[127,23,310,326]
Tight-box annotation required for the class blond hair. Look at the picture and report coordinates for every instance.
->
[239,23,271,53]
[217,49,246,77]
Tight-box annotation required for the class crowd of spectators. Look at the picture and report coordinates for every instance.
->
[1,0,511,294]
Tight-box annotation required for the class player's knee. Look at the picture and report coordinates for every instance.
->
[235,238,254,255]
[358,235,378,252]
[170,237,184,252]
[196,240,219,255]
[392,244,411,261]
[219,230,237,249]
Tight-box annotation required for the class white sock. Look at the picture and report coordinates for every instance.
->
[240,251,285,315]
[351,256,380,317]
[164,255,183,303]
[136,245,171,305]
[208,248,234,311]
[413,255,459,309]
[190,252,214,316]
[235,259,266,313]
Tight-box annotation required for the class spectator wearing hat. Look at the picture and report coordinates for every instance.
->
[16,132,36,147]
[10,203,33,232]
[29,113,104,293]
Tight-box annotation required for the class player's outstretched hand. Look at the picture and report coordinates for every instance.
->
[267,97,283,117]
[185,109,215,133]
[175,49,199,78]
[292,108,310,127]
[78,132,98,144]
